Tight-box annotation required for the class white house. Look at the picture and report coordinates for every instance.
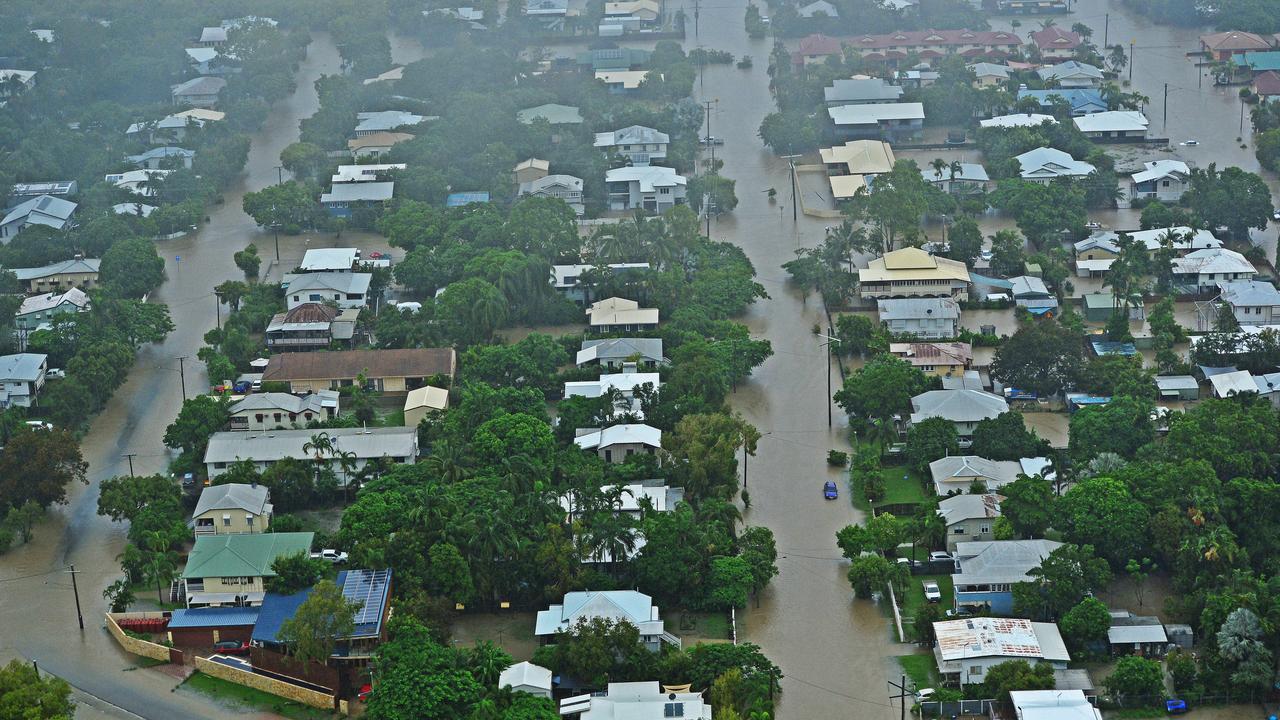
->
[0,195,77,241]
[920,163,989,194]
[300,248,360,273]
[104,169,171,197]
[0,69,37,96]
[933,617,1070,685]
[15,288,90,335]
[0,353,47,409]
[577,337,665,368]
[518,174,584,216]
[909,389,1009,438]
[1218,279,1280,326]
[798,0,840,16]
[330,163,405,183]
[535,590,677,650]
[204,427,418,483]
[574,424,663,463]
[1087,226,1221,254]
[1015,147,1096,183]
[284,272,373,309]
[127,146,195,170]
[227,391,339,431]
[320,181,394,218]
[828,102,925,141]
[1073,111,1149,141]
[552,263,649,303]
[565,365,661,417]
[938,493,1003,552]
[586,296,659,332]
[1171,248,1256,293]
[560,682,711,720]
[980,113,1057,129]
[605,166,686,212]
[1009,690,1102,720]
[929,455,1025,495]
[171,76,227,108]
[877,298,961,339]
[1127,160,1190,204]
[594,125,669,165]
[1036,60,1103,88]
[198,26,228,46]
[498,662,552,698]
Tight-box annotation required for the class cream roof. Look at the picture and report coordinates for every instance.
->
[819,140,895,175]
[860,247,970,284]
[595,70,650,89]
[829,174,867,199]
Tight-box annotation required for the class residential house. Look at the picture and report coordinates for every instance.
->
[790,34,847,67]
[1016,88,1107,115]
[837,29,1023,67]
[500,662,552,698]
[877,297,961,339]
[820,140,895,199]
[192,483,273,536]
[261,348,456,394]
[574,424,663,463]
[595,69,650,94]
[403,386,449,427]
[299,248,360,273]
[514,158,550,185]
[354,110,427,136]
[577,338,665,368]
[561,480,682,561]
[535,590,677,650]
[909,389,1009,438]
[860,247,972,302]
[425,7,487,29]
[445,191,490,207]
[586,296,660,332]
[823,78,905,105]
[1008,275,1058,314]
[1127,160,1190,204]
[952,539,1064,613]
[1200,30,1272,61]
[899,68,941,88]
[264,303,359,351]
[1073,111,1149,141]
[605,166,687,212]
[179,531,314,607]
[933,617,1069,685]
[0,196,77,241]
[594,125,669,165]
[1251,70,1280,100]
[1156,375,1200,401]
[552,263,650,304]
[362,66,405,84]
[828,102,925,141]
[577,47,653,71]
[1015,147,1096,184]
[204,427,419,481]
[1036,60,1103,87]
[1230,50,1280,75]
[184,47,231,76]
[979,113,1057,128]
[920,162,989,194]
[560,682,711,720]
[0,69,37,97]
[604,0,661,23]
[171,76,227,108]
[938,493,1003,552]
[0,353,46,409]
[105,169,171,197]
[1030,26,1083,59]
[969,62,1012,87]
[6,181,76,205]
[127,146,195,169]
[227,391,339,431]
[320,181,394,218]
[331,163,405,183]
[1172,247,1256,293]
[1209,369,1257,399]
[889,342,972,376]
[525,0,569,26]
[1218,279,1280,325]
[15,287,89,335]
[347,132,414,159]
[1088,226,1221,254]
[799,0,840,16]
[519,174,584,216]
[284,272,373,309]
[9,258,100,293]
[112,203,157,218]
[127,108,226,143]
[1107,611,1169,656]
[516,103,584,125]
[1009,690,1101,720]
[565,364,661,417]
[929,455,1025,495]
[164,606,260,648]
[30,29,53,43]
[198,26,229,47]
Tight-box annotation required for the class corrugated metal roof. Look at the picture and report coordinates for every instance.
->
[169,606,260,628]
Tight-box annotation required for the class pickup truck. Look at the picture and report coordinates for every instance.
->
[311,549,349,564]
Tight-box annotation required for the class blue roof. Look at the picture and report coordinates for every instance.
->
[1017,88,1106,112]
[446,191,490,207]
[251,590,312,644]
[970,273,1013,289]
[169,606,260,628]
[1233,51,1280,71]
[1090,340,1137,356]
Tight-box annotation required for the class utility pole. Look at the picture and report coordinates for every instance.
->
[67,565,84,631]
[1129,40,1135,83]
[275,165,285,185]
[1163,83,1169,128]
[702,99,716,142]
[214,289,222,330]
[819,334,841,428]
[1241,96,1246,133]
[123,453,136,477]
[1103,13,1109,49]
[693,0,699,36]
[177,356,188,400]
[888,676,911,720]
[780,153,801,222]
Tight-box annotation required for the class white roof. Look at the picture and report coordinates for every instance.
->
[1219,279,1280,307]
[574,423,662,450]
[186,47,219,64]
[403,386,449,412]
[286,272,373,296]
[921,162,988,183]
[823,78,903,104]
[605,165,686,192]
[1210,369,1258,397]
[828,102,925,126]
[1037,60,1103,81]
[1009,275,1050,297]
[586,296,660,327]
[193,483,271,518]
[595,69,650,89]
[171,76,227,97]
[1088,226,1220,253]
[331,163,405,183]
[594,125,669,147]
[354,110,426,134]
[1172,247,1255,277]
[1156,375,1198,391]
[10,258,100,281]
[534,590,662,636]
[938,493,1002,525]
[954,539,1063,586]
[498,662,552,692]
[877,297,960,321]
[980,113,1056,128]
[1107,624,1168,644]
[970,62,1011,79]
[1009,690,1102,720]
[930,456,1023,493]
[577,337,664,365]
[911,389,1008,424]
[199,27,228,43]
[1131,159,1190,184]
[112,203,157,217]
[1073,111,1149,133]
[934,617,1070,662]
[0,353,46,382]
[521,174,583,195]
[204,427,417,465]
[17,287,89,316]
[552,263,648,288]
[321,181,394,204]
[1015,147,1096,179]
[560,682,712,720]
[228,390,337,415]
[300,248,360,272]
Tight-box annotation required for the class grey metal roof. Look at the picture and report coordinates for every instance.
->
[354,110,426,133]
[1009,275,1050,297]
[127,146,194,164]
[228,391,337,415]
[578,337,664,364]
[320,182,394,203]
[172,76,227,96]
[1155,375,1198,391]
[193,483,271,517]
[876,297,959,321]
[930,455,1022,489]
[205,427,417,465]
[1219,279,1280,307]
[911,389,1008,423]
[10,258,100,281]
[1,195,77,228]
[953,539,1063,585]
[937,493,1002,525]
[516,103,583,124]
[594,125,669,147]
[0,353,46,381]
[823,78,903,104]
[285,271,373,295]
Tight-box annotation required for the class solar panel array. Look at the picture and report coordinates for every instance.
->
[342,568,390,627]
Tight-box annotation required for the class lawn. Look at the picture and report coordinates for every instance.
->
[897,653,938,691]
[181,672,338,720]
[898,573,954,640]
[875,466,931,506]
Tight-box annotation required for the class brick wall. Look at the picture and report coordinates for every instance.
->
[193,656,337,711]
[104,613,171,662]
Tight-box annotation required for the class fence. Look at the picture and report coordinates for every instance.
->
[104,613,172,663]
[194,656,338,712]
[920,698,997,718]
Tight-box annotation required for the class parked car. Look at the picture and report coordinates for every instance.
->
[915,688,935,703]
[700,136,724,146]
[213,640,250,655]
[823,480,838,500]
[923,581,942,603]
[311,549,349,563]
[1166,699,1187,715]
[928,551,953,562]
[358,684,374,702]
[45,368,65,379]
[23,421,54,431]
[232,380,251,393]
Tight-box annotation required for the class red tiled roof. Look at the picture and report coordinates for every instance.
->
[844,28,1021,51]
[1201,30,1271,51]
[1030,26,1082,50]
[796,33,846,56]
[1254,70,1280,96]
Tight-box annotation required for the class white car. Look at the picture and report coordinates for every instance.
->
[916,688,935,703]
[310,549,349,564]
[923,581,942,603]
[928,551,953,563]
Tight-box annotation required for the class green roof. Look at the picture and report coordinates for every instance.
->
[182,532,314,579]
[1232,52,1280,72]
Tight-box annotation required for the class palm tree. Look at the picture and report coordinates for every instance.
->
[467,288,509,342]
[1038,17,1056,30]
[1107,44,1128,74]
[929,157,948,181]
[468,641,510,687]
[423,438,472,484]
[143,531,178,604]
[948,160,963,183]
[335,449,358,501]
[696,498,743,536]
[303,431,335,492]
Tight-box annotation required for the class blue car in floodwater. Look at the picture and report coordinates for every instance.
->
[823,481,838,500]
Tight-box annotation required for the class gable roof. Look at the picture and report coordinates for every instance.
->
[578,337,665,365]
[954,538,1063,585]
[10,258,100,281]
[605,165,686,191]
[262,348,456,381]
[354,110,427,134]
[172,76,227,97]
[980,113,1056,128]
[1131,159,1190,184]
[574,423,662,450]
[286,271,373,296]
[877,297,960,320]
[930,455,1023,490]
[500,662,553,691]
[1017,88,1106,113]
[921,162,988,183]
[1036,60,1102,81]
[935,618,1069,663]
[1073,110,1149,133]
[534,590,661,636]
[193,483,271,518]
[911,389,1008,423]
[820,140,896,174]
[1254,70,1280,96]
[828,102,925,126]
[0,353,45,382]
[404,385,449,412]
[1219,279,1280,307]
[594,125,669,147]
[1015,147,1096,178]
[228,390,337,415]
[182,532,314,579]
[1172,247,1255,276]
[516,103,583,124]
[823,78,903,104]
[938,493,1003,525]
[1030,26,1082,50]
[321,181,394,204]
[1201,30,1271,51]
[17,287,89,316]
[2,195,77,230]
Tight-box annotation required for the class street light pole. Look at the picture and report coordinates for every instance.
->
[819,334,841,428]
[780,153,801,223]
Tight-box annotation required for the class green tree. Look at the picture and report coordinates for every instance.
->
[279,142,331,182]
[844,160,939,252]
[947,216,984,267]
[989,229,1026,277]
[989,179,1086,248]
[366,616,483,720]
[708,555,754,609]
[278,579,360,666]
[689,174,739,215]
[0,428,88,510]
[1104,656,1164,702]
[97,474,181,523]
[0,659,74,719]
[757,110,819,153]
[1216,608,1275,692]
[1184,164,1274,241]
[242,181,320,230]
[234,244,261,279]
[905,417,959,474]
[990,319,1085,397]
[846,554,895,598]
[266,551,328,594]
[999,474,1055,538]
[163,395,231,462]
[1012,543,1112,620]
[1068,396,1154,463]
[982,660,1055,702]
[834,356,933,423]
[1058,477,1148,567]
[970,412,1047,461]
[100,237,165,299]
[1059,597,1111,653]
[435,278,508,346]
[540,617,648,687]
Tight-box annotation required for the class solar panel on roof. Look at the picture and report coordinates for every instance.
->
[342,568,390,628]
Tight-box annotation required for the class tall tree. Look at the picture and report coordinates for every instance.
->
[278,579,361,666]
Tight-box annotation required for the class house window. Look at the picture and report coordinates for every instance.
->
[659,187,670,195]
[664,703,684,718]
[953,527,965,534]
[222,514,231,527]
[979,524,991,534]
[309,293,321,301]
[214,462,227,469]
[969,666,983,676]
